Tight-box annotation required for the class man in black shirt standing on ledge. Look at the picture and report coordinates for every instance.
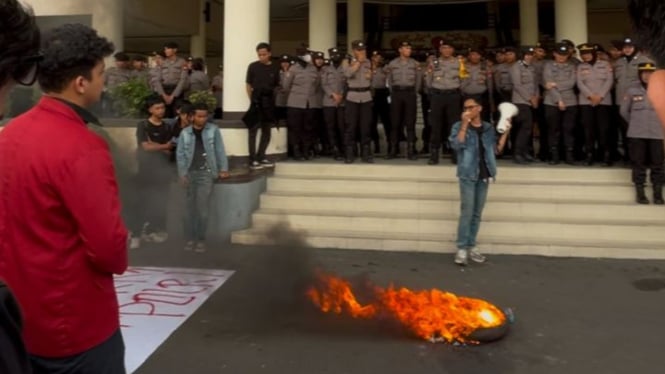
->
[245,42,280,170]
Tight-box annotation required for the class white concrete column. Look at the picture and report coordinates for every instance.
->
[347,0,363,50]
[223,0,269,116]
[190,0,207,58]
[309,0,337,53]
[25,0,124,60]
[519,0,538,45]
[555,0,587,45]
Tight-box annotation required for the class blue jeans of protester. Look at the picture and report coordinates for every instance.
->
[456,178,489,250]
[184,170,215,242]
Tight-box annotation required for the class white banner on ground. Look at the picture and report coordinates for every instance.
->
[115,267,235,373]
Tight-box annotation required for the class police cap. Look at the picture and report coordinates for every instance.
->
[279,54,291,62]
[351,40,366,50]
[313,51,325,60]
[164,41,179,49]
[521,46,536,55]
[132,54,148,63]
[622,37,635,47]
[561,39,575,48]
[328,47,339,56]
[553,43,569,55]
[577,43,596,54]
[399,41,412,48]
[439,40,454,48]
[638,62,656,71]
[113,52,130,62]
[593,43,606,53]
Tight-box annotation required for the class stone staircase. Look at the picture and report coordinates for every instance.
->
[231,160,665,259]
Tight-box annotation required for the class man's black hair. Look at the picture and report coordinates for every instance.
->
[0,0,41,87]
[191,58,205,71]
[38,23,114,93]
[256,42,271,52]
[144,94,165,112]
[114,52,130,62]
[175,99,192,111]
[192,102,209,112]
[629,0,665,66]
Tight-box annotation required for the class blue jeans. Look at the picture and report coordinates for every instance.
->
[456,178,489,250]
[184,170,215,241]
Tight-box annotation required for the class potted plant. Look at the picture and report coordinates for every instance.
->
[108,77,154,118]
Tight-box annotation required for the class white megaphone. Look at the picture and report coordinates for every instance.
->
[497,102,519,134]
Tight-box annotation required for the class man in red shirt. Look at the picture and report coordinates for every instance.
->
[0,23,129,373]
[0,3,41,373]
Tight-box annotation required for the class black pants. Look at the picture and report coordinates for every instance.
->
[345,101,373,147]
[535,98,548,159]
[429,92,462,148]
[372,89,391,145]
[248,121,272,162]
[249,96,275,162]
[323,106,345,150]
[420,92,431,145]
[287,107,316,156]
[616,106,630,160]
[629,138,665,185]
[579,105,611,157]
[30,329,125,374]
[162,85,182,118]
[513,104,534,156]
[545,105,578,151]
[390,90,417,144]
[137,171,171,233]
[0,282,30,374]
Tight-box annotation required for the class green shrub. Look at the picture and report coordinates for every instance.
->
[108,78,153,118]
[187,90,217,112]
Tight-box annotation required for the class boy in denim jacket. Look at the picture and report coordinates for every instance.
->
[176,103,230,252]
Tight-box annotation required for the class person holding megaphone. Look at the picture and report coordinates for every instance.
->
[448,98,513,266]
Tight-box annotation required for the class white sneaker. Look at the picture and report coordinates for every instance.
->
[130,237,141,250]
[469,248,487,263]
[152,231,169,243]
[249,161,264,170]
[195,242,207,253]
[184,241,195,251]
[454,249,468,266]
[260,159,275,168]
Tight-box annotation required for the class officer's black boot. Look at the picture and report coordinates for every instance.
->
[585,152,594,166]
[385,142,398,159]
[374,142,380,154]
[549,148,560,165]
[428,146,440,165]
[407,142,418,160]
[332,146,344,161]
[344,146,354,164]
[565,148,576,165]
[421,143,430,155]
[653,184,664,205]
[361,145,374,163]
[636,184,650,204]
[602,151,612,167]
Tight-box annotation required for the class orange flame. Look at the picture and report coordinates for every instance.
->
[307,271,506,344]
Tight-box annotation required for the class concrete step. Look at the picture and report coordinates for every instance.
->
[231,228,665,260]
[258,195,665,225]
[266,178,636,204]
[272,161,632,185]
[247,212,664,246]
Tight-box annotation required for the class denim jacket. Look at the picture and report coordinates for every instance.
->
[176,123,228,177]
[448,120,498,181]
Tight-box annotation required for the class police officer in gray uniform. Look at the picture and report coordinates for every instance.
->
[186,58,210,97]
[155,42,188,117]
[424,40,462,164]
[274,55,291,125]
[211,64,224,118]
[494,46,517,104]
[386,41,422,160]
[103,52,133,116]
[543,42,579,164]
[510,46,539,164]
[283,49,322,160]
[344,40,374,163]
[321,47,347,160]
[131,55,150,83]
[614,37,653,162]
[620,62,664,205]
[576,43,614,166]
[370,50,390,154]
[461,47,491,123]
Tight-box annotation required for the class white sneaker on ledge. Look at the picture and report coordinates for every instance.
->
[469,248,487,263]
[454,249,468,266]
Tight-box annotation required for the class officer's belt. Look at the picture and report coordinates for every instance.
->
[430,88,459,95]
[392,85,416,91]
[348,87,371,92]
